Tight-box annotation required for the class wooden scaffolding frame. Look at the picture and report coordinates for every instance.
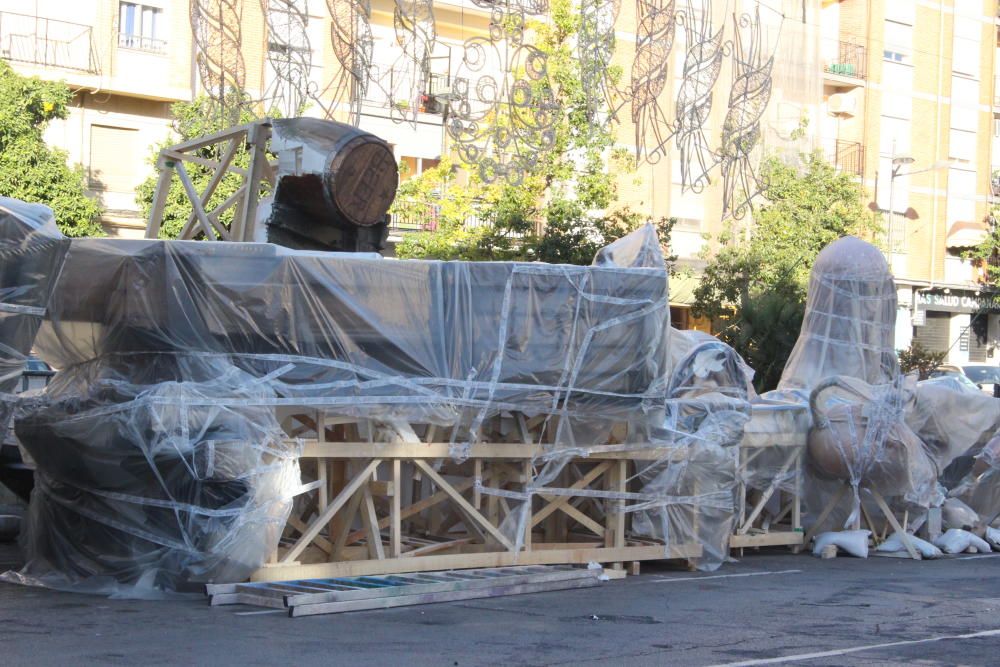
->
[251,410,704,582]
[731,402,807,551]
[144,120,275,242]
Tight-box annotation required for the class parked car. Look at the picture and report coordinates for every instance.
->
[926,365,981,392]
[961,365,1000,397]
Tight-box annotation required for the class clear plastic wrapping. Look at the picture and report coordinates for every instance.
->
[772,237,935,528]
[3,218,746,594]
[0,198,69,443]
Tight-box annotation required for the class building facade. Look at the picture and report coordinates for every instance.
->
[820,0,1000,367]
[5,0,997,362]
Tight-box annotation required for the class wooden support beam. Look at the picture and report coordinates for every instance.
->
[253,543,703,582]
[870,488,920,560]
[391,460,402,557]
[360,485,385,560]
[281,459,381,564]
[414,460,514,551]
[532,462,611,528]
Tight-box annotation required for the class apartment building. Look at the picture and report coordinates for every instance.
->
[820,0,1000,366]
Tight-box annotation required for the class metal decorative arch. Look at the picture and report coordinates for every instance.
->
[190,0,248,123]
[312,0,374,125]
[673,0,727,193]
[261,0,314,118]
[386,0,437,125]
[719,5,780,219]
[629,0,678,164]
[446,1,559,185]
[578,0,621,127]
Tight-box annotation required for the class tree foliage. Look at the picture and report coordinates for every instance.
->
[0,61,102,236]
[963,184,999,288]
[693,152,878,391]
[898,341,946,380]
[395,0,672,267]
[136,94,272,239]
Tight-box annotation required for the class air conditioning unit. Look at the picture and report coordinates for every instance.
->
[828,92,857,116]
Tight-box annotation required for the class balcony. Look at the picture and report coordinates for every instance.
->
[830,140,865,178]
[823,40,867,84]
[117,32,166,54]
[0,11,98,73]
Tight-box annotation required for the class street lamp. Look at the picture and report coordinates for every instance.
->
[883,154,961,264]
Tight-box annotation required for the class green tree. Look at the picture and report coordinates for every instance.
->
[136,94,272,239]
[693,152,879,391]
[0,61,102,236]
[963,182,999,287]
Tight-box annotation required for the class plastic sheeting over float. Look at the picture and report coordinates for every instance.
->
[0,198,68,444]
[768,236,1000,536]
[1,199,747,595]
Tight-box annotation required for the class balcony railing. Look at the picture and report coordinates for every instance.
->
[0,11,98,73]
[389,198,520,236]
[118,32,166,54]
[824,40,867,81]
[831,140,865,177]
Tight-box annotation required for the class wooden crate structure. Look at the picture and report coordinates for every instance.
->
[731,401,808,551]
[251,410,705,582]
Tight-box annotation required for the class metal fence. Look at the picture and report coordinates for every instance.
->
[831,140,865,177]
[0,11,98,73]
[117,32,166,53]
[388,198,523,235]
[824,40,866,80]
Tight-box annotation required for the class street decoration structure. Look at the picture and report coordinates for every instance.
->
[387,0,437,125]
[261,0,314,118]
[628,0,678,165]
[578,0,621,127]
[188,0,782,210]
[315,0,374,125]
[444,0,558,184]
[719,6,778,218]
[190,0,248,123]
[673,0,727,193]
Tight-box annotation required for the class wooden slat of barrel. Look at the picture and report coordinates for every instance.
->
[326,136,398,227]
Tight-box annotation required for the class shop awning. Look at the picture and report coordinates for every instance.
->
[945,220,988,249]
[669,272,700,306]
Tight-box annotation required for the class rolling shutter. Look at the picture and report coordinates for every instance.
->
[912,311,949,353]
[89,125,140,193]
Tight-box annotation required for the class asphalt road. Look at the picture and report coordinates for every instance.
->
[1,543,998,666]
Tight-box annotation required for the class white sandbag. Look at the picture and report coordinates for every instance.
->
[942,497,980,531]
[813,530,871,558]
[933,528,992,554]
[984,526,1000,549]
[876,532,942,559]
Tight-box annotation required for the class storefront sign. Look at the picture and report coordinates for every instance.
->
[916,291,1000,314]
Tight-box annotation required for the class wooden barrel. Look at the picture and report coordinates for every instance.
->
[270,118,398,228]
[324,133,398,227]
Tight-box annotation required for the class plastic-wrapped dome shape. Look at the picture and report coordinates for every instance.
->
[779,236,899,392]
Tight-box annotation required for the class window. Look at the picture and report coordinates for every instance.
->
[950,77,980,132]
[118,2,165,53]
[949,129,976,162]
[883,20,912,65]
[399,156,441,181]
[884,0,915,25]
[952,16,981,78]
